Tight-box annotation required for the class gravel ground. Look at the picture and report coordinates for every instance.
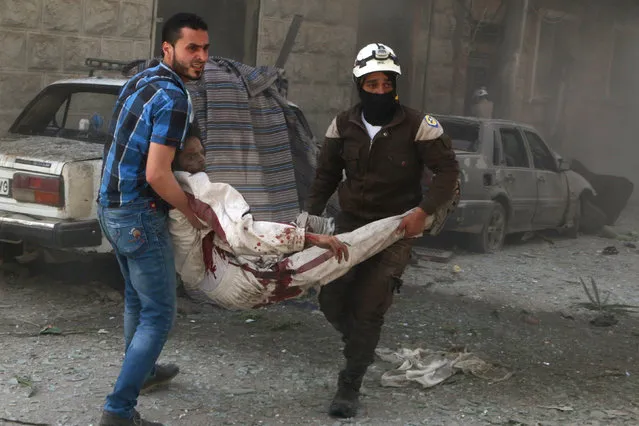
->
[1,206,639,426]
[408,205,639,314]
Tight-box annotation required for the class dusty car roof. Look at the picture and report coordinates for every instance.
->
[48,77,127,87]
[434,114,530,127]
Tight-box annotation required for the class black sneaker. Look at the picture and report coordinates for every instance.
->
[99,409,163,425]
[141,363,180,394]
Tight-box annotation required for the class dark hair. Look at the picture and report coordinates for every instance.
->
[186,121,201,141]
[172,123,202,171]
[161,12,208,46]
[357,71,397,89]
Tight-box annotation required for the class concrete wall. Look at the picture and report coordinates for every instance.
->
[560,3,639,191]
[422,0,492,116]
[256,0,360,139]
[0,0,154,132]
[509,1,639,192]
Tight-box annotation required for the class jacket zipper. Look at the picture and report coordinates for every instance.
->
[362,128,389,206]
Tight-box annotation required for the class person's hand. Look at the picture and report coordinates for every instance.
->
[306,233,350,263]
[186,211,205,230]
[396,207,429,238]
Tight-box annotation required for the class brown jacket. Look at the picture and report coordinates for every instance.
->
[306,104,459,222]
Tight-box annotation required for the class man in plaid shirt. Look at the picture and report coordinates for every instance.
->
[97,13,208,426]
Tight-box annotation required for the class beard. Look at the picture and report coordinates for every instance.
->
[171,56,205,81]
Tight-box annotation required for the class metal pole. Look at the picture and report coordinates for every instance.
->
[511,0,528,120]
[275,14,304,69]
[150,0,160,58]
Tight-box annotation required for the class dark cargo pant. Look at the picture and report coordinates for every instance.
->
[318,213,413,375]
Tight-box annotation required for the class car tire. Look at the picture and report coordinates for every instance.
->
[469,202,507,253]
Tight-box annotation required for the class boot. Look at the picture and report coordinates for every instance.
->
[328,369,364,418]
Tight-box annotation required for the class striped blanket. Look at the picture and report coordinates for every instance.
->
[130,57,319,223]
[186,58,317,223]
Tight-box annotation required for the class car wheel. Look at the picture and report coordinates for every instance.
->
[470,202,507,253]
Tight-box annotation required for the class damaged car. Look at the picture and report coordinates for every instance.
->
[436,115,595,253]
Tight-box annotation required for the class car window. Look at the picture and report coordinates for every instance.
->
[63,92,117,132]
[438,120,480,152]
[524,130,558,171]
[11,84,120,144]
[492,129,501,165]
[499,128,529,168]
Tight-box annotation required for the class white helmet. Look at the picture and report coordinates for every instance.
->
[474,87,488,98]
[353,43,401,78]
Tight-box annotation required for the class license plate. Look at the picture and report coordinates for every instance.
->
[0,178,10,196]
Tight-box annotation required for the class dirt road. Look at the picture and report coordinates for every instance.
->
[1,209,639,426]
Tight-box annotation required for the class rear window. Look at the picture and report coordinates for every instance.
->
[438,119,480,152]
[10,84,120,144]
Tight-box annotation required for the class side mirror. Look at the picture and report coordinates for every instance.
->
[558,158,571,171]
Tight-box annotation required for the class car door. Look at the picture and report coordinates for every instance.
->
[523,129,569,227]
[496,127,537,232]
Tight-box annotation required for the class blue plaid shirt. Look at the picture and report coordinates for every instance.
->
[98,63,192,207]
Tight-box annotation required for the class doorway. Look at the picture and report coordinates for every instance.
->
[154,0,260,65]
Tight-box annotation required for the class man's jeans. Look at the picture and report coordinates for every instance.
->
[97,202,177,418]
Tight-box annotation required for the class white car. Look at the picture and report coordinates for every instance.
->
[1,77,124,259]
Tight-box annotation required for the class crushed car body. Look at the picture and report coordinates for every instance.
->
[431,115,597,252]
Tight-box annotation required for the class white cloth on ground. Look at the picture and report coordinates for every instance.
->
[375,347,512,388]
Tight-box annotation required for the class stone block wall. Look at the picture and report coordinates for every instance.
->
[423,0,457,114]
[0,0,154,132]
[256,0,360,139]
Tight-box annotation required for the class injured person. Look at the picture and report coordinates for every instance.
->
[168,133,458,310]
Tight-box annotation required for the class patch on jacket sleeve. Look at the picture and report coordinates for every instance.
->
[415,115,444,141]
[325,117,340,138]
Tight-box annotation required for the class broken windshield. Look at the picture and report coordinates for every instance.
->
[438,119,481,152]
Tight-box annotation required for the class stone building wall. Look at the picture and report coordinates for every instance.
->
[256,0,360,138]
[508,0,639,187]
[0,0,154,132]
[422,0,458,115]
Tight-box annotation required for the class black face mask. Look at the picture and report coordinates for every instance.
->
[358,88,398,126]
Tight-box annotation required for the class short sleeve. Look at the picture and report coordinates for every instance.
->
[150,93,189,148]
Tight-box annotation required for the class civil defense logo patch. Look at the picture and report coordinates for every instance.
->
[425,115,439,128]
